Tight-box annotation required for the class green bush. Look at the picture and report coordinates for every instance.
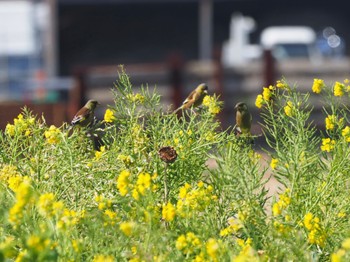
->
[1,70,350,261]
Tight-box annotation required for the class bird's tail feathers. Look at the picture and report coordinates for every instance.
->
[173,106,182,114]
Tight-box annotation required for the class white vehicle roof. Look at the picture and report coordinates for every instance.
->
[260,26,316,48]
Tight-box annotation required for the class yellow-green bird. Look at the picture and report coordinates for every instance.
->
[234,102,252,135]
[71,99,100,128]
[173,83,208,113]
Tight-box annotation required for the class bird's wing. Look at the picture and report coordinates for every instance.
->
[182,89,197,106]
[71,108,91,125]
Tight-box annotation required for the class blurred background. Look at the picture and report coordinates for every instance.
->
[1,0,349,132]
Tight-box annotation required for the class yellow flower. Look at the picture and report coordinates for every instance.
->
[270,158,278,170]
[104,209,118,226]
[262,87,272,101]
[202,95,221,115]
[334,81,345,97]
[126,93,145,104]
[7,175,25,193]
[274,221,289,234]
[284,101,294,117]
[175,234,187,251]
[176,232,201,255]
[44,125,61,145]
[116,170,131,196]
[27,235,50,253]
[206,238,219,260]
[276,80,287,89]
[341,126,350,142]
[272,203,281,216]
[331,249,346,262]
[312,79,324,94]
[56,208,83,231]
[136,172,151,195]
[325,115,336,130]
[325,115,343,131]
[5,124,15,136]
[93,255,115,262]
[303,212,314,231]
[104,108,115,123]
[37,193,56,218]
[120,221,135,237]
[8,177,33,226]
[117,154,133,165]
[94,146,106,160]
[255,94,264,109]
[321,138,335,152]
[162,202,176,222]
[342,238,350,250]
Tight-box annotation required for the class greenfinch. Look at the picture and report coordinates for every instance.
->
[234,102,252,135]
[173,83,208,113]
[71,99,100,128]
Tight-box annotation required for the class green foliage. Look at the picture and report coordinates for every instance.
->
[1,71,350,261]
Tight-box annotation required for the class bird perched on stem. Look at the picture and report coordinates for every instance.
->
[70,99,100,128]
[173,83,208,113]
[234,102,252,135]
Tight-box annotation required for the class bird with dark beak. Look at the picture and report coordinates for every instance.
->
[173,83,208,113]
[234,102,252,135]
[71,100,100,128]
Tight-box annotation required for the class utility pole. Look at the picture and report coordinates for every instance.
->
[198,0,213,61]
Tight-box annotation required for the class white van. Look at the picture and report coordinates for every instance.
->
[260,26,321,62]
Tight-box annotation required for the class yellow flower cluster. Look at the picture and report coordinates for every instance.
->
[104,108,116,123]
[284,101,294,117]
[0,165,25,192]
[117,170,131,196]
[117,154,133,166]
[103,209,119,226]
[341,126,350,142]
[56,208,84,231]
[206,238,220,261]
[312,78,325,94]
[8,177,33,226]
[321,138,336,152]
[94,146,106,160]
[270,158,278,170]
[303,212,326,247]
[116,170,153,201]
[126,93,145,104]
[202,95,221,115]
[325,115,343,131]
[44,125,61,145]
[96,194,118,226]
[0,237,16,258]
[272,189,291,217]
[26,234,52,253]
[37,193,64,219]
[331,238,350,262]
[176,232,201,256]
[95,194,113,210]
[176,181,217,218]
[276,80,288,89]
[234,238,258,261]
[313,78,350,97]
[162,202,176,222]
[119,221,135,236]
[93,254,115,262]
[255,85,275,109]
[220,216,243,236]
[132,172,152,201]
[334,81,345,97]
[5,113,35,137]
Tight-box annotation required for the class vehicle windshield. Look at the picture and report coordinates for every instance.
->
[272,43,310,59]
